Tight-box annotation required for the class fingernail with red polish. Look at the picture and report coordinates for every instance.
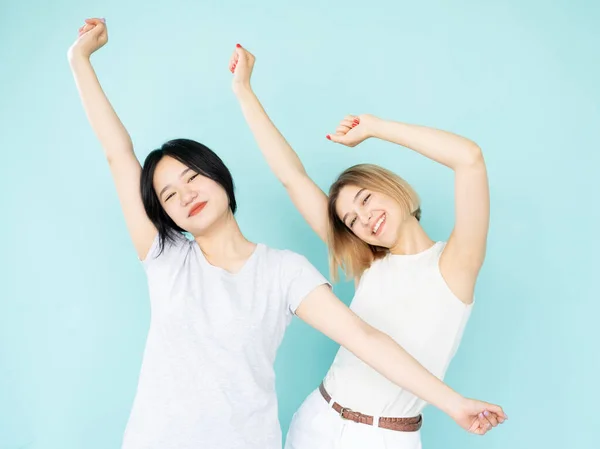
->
[326,135,331,140]
[351,123,357,128]
[236,43,241,48]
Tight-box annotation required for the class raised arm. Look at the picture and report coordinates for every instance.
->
[328,114,489,303]
[68,18,156,259]
[297,285,506,435]
[229,46,329,242]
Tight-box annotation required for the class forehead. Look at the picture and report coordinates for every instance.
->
[335,184,364,216]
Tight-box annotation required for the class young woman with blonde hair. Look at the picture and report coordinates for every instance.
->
[233,45,504,449]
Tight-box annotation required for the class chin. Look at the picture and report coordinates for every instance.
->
[192,213,228,234]
[184,217,209,232]
[373,234,397,249]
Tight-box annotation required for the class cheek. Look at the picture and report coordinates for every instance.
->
[162,201,184,222]
[215,189,230,207]
[164,210,180,225]
[373,200,398,221]
[204,187,230,214]
[371,198,389,211]
[351,226,370,241]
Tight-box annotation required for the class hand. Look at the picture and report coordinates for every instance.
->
[68,18,108,61]
[229,44,255,95]
[448,397,507,436]
[325,114,379,147]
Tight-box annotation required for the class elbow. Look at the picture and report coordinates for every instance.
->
[463,142,484,167]
[341,320,382,355]
[106,151,122,167]
[358,321,385,344]
[280,176,294,189]
[452,142,484,170]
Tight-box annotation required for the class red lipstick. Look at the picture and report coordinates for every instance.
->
[188,201,207,217]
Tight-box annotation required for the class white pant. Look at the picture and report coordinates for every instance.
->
[284,389,422,449]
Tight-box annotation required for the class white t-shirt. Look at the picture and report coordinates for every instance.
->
[121,232,328,449]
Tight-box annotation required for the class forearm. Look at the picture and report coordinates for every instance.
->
[369,117,482,169]
[299,287,465,415]
[235,87,307,187]
[356,328,462,415]
[69,56,134,162]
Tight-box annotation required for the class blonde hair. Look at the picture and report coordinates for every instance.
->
[327,164,421,281]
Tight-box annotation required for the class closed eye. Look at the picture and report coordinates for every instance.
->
[363,193,371,205]
[349,217,357,228]
[188,173,199,183]
[164,192,175,202]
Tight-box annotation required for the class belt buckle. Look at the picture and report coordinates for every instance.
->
[339,407,353,420]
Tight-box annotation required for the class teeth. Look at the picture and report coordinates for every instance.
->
[373,214,385,234]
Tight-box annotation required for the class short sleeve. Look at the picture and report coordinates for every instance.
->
[280,251,330,315]
[140,231,191,270]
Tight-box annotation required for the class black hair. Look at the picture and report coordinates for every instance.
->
[140,139,236,255]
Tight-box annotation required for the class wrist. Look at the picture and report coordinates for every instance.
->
[68,51,91,68]
[367,116,389,140]
[233,82,253,98]
[438,390,465,416]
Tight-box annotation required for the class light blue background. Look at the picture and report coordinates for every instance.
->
[1,0,598,448]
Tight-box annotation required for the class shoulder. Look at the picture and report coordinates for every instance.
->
[432,241,448,258]
[354,252,388,289]
[141,231,194,269]
[261,245,327,282]
[361,252,390,276]
[420,241,449,276]
[261,245,312,264]
[265,247,319,279]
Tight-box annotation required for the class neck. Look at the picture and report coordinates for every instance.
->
[194,211,254,260]
[389,216,435,255]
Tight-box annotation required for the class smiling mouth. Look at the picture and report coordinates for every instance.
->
[372,213,386,235]
[188,202,207,217]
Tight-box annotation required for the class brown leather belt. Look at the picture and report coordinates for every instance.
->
[319,382,422,432]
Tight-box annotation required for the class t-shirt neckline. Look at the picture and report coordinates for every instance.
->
[194,241,263,277]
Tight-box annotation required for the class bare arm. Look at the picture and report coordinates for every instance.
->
[330,115,490,303]
[68,19,156,259]
[296,285,506,434]
[230,47,329,242]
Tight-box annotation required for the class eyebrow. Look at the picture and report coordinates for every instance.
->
[158,168,193,199]
[342,188,366,224]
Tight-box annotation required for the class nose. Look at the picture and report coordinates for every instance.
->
[358,209,372,226]
[180,187,198,207]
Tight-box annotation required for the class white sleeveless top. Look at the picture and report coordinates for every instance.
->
[323,242,473,418]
